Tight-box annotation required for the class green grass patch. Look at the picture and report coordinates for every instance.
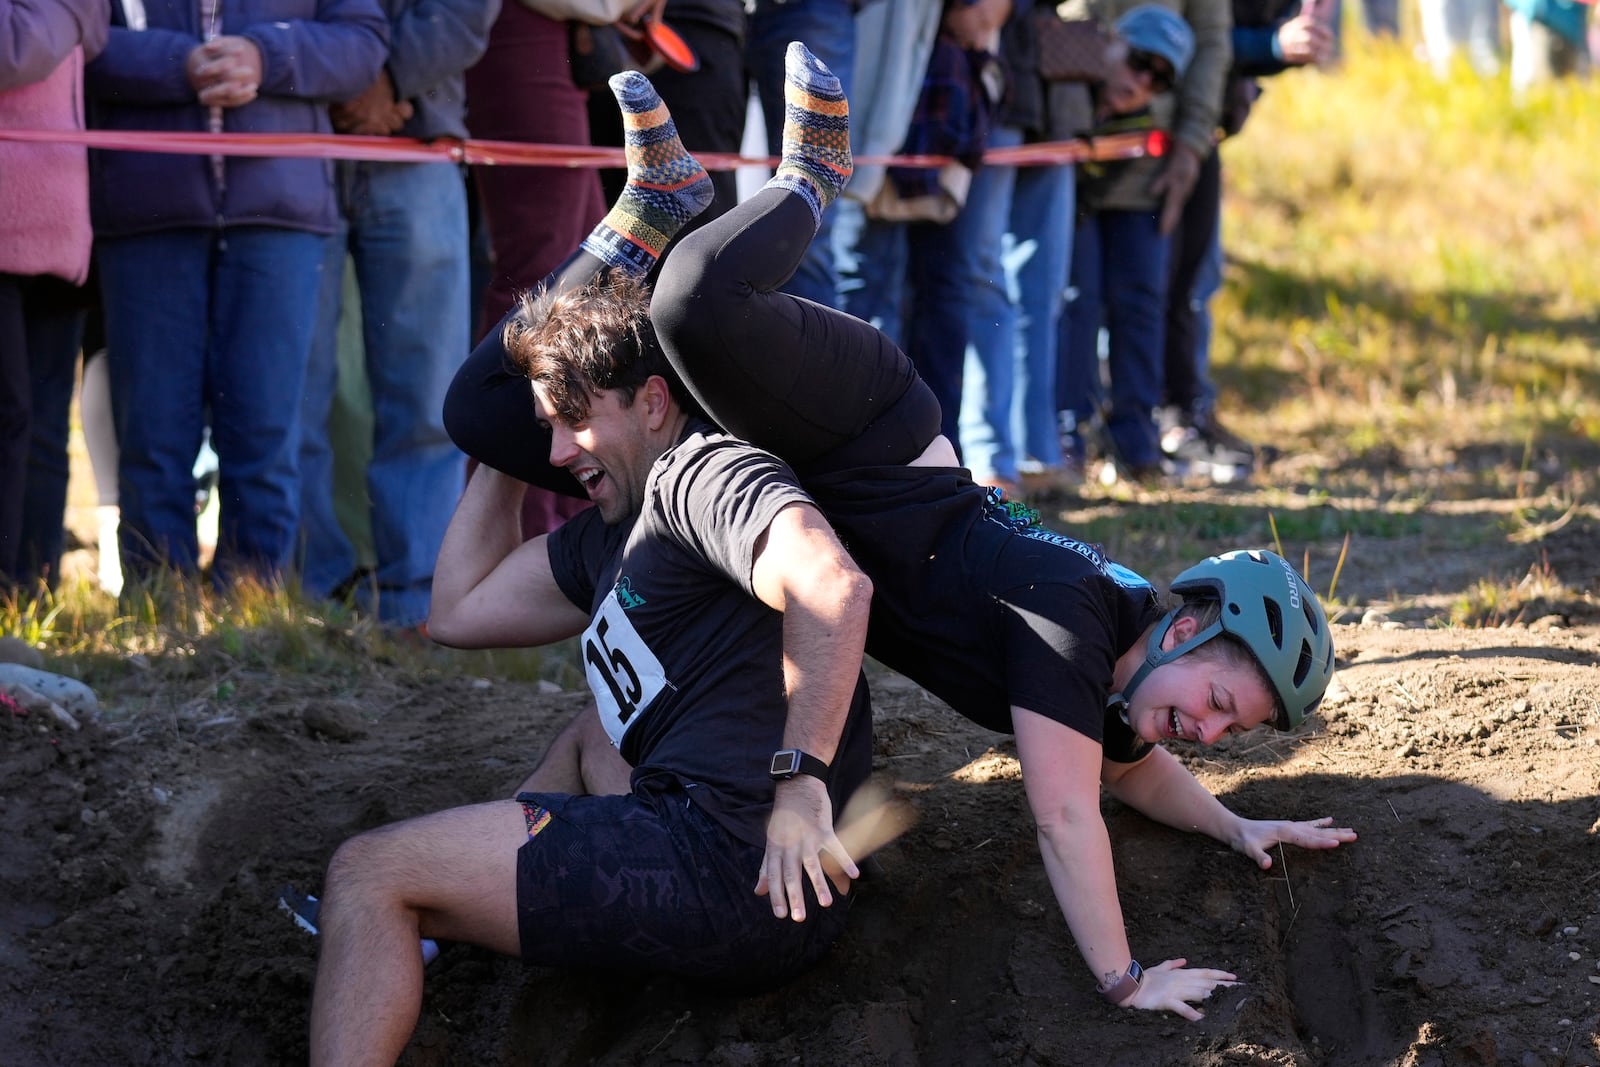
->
[1212,36,1600,466]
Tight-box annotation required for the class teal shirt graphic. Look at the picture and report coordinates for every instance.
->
[614,577,646,609]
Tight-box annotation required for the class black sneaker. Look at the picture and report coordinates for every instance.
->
[1110,456,1171,487]
[1191,411,1257,464]
[1161,410,1256,483]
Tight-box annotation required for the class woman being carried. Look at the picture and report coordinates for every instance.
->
[444,45,1354,1020]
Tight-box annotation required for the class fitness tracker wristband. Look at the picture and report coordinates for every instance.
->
[769,748,829,782]
[1100,959,1144,1006]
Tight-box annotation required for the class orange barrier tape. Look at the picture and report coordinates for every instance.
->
[0,127,1157,169]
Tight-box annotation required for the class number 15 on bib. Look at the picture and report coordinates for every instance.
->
[583,587,670,747]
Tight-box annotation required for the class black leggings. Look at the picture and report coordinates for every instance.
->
[442,248,608,499]
[651,187,940,475]
[442,188,941,492]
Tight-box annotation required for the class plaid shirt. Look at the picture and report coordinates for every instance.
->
[887,36,1005,203]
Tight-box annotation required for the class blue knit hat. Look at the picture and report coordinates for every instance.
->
[1114,4,1196,79]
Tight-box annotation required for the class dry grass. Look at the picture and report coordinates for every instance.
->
[1214,34,1600,469]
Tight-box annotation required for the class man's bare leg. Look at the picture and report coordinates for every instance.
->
[309,800,527,1067]
[515,701,631,796]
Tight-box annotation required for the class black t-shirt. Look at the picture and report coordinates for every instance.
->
[665,0,745,41]
[807,464,1159,762]
[548,422,874,846]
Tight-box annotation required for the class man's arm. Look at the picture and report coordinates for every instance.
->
[239,0,388,103]
[1151,0,1231,232]
[748,501,873,923]
[427,463,591,649]
[1014,709,1241,1019]
[384,0,499,105]
[1101,744,1357,867]
[333,0,500,134]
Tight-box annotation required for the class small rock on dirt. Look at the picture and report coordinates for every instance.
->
[301,701,370,742]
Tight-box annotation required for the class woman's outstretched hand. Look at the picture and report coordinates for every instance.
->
[1230,815,1358,870]
[1121,958,1240,1020]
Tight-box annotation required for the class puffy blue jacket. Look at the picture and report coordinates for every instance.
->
[86,0,388,236]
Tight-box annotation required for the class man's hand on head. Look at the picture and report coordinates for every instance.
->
[755,775,859,922]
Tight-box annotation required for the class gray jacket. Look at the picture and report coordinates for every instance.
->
[382,0,500,141]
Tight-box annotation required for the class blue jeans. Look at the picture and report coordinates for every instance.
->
[301,160,471,627]
[1010,165,1075,468]
[747,0,856,308]
[99,227,325,586]
[833,197,903,339]
[838,205,968,448]
[1058,208,1170,470]
[957,128,1074,481]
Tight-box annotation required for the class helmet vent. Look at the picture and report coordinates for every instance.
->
[1301,593,1321,634]
[1262,597,1285,649]
[1293,639,1313,687]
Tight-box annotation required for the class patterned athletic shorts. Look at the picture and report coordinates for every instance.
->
[513,784,850,988]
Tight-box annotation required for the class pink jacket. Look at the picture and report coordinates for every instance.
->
[0,47,91,283]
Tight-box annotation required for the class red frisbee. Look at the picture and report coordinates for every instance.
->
[640,16,699,74]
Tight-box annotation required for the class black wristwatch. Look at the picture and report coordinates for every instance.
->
[769,748,830,782]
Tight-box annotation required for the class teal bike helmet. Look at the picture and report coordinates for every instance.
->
[1109,549,1336,730]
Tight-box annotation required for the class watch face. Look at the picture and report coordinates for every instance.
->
[770,750,800,777]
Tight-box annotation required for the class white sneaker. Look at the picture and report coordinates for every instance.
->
[277,885,440,964]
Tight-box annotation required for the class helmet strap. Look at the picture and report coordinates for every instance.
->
[1106,611,1227,724]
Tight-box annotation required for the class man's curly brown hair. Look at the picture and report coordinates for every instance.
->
[502,272,699,423]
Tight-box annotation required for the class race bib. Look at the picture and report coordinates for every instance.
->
[582,587,670,747]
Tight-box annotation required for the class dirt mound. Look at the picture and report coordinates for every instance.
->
[3,617,1598,1067]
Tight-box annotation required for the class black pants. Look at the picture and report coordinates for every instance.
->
[1161,148,1223,413]
[653,188,941,474]
[443,188,942,492]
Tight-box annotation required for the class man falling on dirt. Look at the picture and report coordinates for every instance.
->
[445,46,1359,1021]
[306,67,880,1066]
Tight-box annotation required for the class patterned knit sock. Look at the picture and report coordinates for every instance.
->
[580,71,715,276]
[767,41,853,228]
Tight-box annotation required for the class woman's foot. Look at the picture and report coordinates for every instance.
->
[580,71,715,276]
[768,41,852,227]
